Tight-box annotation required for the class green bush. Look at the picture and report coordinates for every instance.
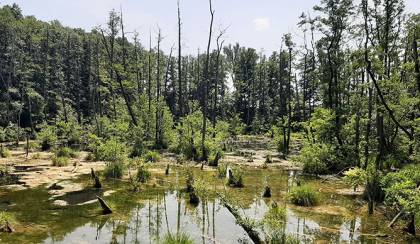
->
[299,143,332,174]
[95,138,127,163]
[136,164,151,183]
[52,155,69,167]
[143,151,160,163]
[227,166,244,188]
[104,162,125,179]
[37,125,58,151]
[0,146,11,158]
[343,167,367,191]
[55,147,78,158]
[288,185,318,207]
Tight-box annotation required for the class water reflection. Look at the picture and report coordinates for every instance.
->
[43,189,381,244]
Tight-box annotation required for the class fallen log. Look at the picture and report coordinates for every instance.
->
[97,196,112,214]
[388,210,403,228]
[222,200,262,244]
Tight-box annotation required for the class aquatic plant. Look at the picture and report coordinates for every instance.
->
[162,233,193,244]
[136,164,151,183]
[288,185,318,207]
[227,166,244,188]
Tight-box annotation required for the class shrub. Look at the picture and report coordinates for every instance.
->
[95,138,127,163]
[343,167,367,191]
[52,155,69,167]
[143,151,160,163]
[37,125,57,151]
[55,147,78,158]
[24,141,39,152]
[0,146,10,158]
[227,166,244,188]
[299,143,332,174]
[288,185,318,207]
[136,164,151,183]
[104,162,125,179]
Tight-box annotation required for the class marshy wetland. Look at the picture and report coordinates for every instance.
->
[0,138,418,244]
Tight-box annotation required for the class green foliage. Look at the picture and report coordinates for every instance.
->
[143,151,160,163]
[0,146,11,158]
[94,138,127,163]
[55,147,78,158]
[173,112,228,162]
[263,202,286,230]
[288,185,318,206]
[299,143,331,174]
[381,165,420,214]
[228,114,245,138]
[104,162,125,179]
[344,167,367,191]
[51,155,69,167]
[0,211,15,226]
[55,120,82,146]
[227,166,244,188]
[0,123,23,143]
[162,233,193,244]
[37,125,58,151]
[217,164,228,178]
[136,164,151,183]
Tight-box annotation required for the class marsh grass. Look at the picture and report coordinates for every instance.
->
[288,185,318,207]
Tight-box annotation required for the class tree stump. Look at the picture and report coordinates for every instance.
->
[97,196,112,214]
[91,168,102,188]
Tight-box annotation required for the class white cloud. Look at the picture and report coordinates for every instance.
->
[253,18,270,31]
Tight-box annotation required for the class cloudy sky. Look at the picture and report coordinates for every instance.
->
[1,0,419,54]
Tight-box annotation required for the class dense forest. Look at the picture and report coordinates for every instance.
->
[0,0,419,243]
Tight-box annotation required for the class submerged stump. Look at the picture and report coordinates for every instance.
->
[97,196,112,214]
[91,168,102,188]
[263,185,271,198]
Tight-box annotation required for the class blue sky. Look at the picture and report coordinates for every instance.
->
[1,0,419,54]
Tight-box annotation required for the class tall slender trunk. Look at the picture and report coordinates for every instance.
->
[201,0,214,161]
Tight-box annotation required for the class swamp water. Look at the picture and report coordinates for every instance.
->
[0,167,418,243]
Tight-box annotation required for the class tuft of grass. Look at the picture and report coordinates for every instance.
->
[51,155,69,167]
[162,233,193,244]
[217,164,228,179]
[0,211,15,225]
[288,185,318,207]
[143,151,160,163]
